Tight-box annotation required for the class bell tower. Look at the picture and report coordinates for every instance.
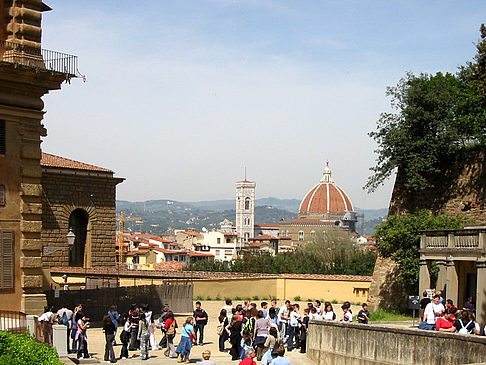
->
[235,178,256,242]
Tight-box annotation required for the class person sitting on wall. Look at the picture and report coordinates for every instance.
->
[435,311,456,331]
[357,303,370,324]
[444,299,457,315]
[419,294,444,330]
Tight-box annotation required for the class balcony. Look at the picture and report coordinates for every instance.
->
[420,227,486,259]
[0,40,82,79]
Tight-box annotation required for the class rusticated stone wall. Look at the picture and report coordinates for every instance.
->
[307,320,486,365]
[41,170,122,268]
[389,149,486,222]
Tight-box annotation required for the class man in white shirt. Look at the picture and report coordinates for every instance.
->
[278,300,291,341]
[422,295,445,330]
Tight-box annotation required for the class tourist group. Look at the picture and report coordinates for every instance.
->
[39,299,370,364]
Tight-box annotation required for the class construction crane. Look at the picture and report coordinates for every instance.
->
[117,211,143,265]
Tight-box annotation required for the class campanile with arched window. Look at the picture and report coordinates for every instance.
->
[236,179,256,243]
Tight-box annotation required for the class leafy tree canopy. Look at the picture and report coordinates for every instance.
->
[373,211,468,293]
[185,234,377,276]
[366,25,486,193]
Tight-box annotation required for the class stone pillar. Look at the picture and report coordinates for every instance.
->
[436,260,447,293]
[52,324,67,357]
[446,258,458,305]
[476,259,486,324]
[26,315,35,337]
[419,257,430,296]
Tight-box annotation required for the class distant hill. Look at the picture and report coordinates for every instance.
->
[185,197,301,213]
[116,198,388,235]
[116,199,297,235]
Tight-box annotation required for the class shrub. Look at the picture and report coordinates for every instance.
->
[234,296,242,301]
[293,296,301,301]
[194,295,203,301]
[215,295,222,301]
[206,296,212,301]
[0,331,62,365]
[306,298,313,302]
[330,299,338,304]
[369,309,411,322]
[252,296,260,300]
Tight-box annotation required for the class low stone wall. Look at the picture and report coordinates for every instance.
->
[307,320,486,365]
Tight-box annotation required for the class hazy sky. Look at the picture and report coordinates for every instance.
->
[40,1,486,209]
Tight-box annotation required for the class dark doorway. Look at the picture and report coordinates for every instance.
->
[69,209,89,267]
[466,273,477,304]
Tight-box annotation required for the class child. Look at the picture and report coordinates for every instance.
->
[357,303,370,324]
[240,329,252,360]
[261,327,279,365]
[340,305,353,322]
[198,350,216,365]
[137,312,150,360]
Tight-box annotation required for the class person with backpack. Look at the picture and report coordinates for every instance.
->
[57,305,73,353]
[163,311,178,358]
[176,317,196,363]
[107,305,120,346]
[217,309,229,352]
[193,301,208,346]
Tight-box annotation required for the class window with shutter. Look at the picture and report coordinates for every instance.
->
[0,230,14,290]
[0,185,5,206]
[0,120,5,155]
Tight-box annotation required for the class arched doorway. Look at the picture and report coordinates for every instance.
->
[69,208,89,267]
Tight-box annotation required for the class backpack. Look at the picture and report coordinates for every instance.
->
[458,319,472,334]
[62,312,69,326]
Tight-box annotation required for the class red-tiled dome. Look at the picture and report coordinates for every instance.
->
[299,162,353,216]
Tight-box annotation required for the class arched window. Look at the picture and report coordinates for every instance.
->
[310,231,316,239]
[69,208,89,267]
[245,197,250,210]
[298,231,304,241]
[244,232,249,242]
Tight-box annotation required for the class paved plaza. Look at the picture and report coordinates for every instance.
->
[64,301,319,364]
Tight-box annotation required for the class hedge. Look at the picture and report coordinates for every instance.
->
[0,331,62,365]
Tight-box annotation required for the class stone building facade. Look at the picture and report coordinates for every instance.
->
[40,153,123,268]
[0,0,71,314]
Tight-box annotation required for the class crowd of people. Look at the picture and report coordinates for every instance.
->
[36,293,486,364]
[39,298,372,364]
[418,292,483,335]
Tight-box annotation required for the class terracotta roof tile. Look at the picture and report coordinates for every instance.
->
[41,152,112,173]
[249,235,278,240]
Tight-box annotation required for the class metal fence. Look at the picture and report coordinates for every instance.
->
[45,283,193,322]
[0,40,80,77]
[0,310,27,334]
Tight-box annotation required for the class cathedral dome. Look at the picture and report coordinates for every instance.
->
[299,162,354,217]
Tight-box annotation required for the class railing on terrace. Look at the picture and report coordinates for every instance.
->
[421,229,486,250]
[0,310,26,334]
[0,40,82,78]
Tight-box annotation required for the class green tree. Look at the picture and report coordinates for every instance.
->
[373,211,467,293]
[366,25,486,193]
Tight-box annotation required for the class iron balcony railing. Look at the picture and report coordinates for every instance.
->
[0,40,82,79]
